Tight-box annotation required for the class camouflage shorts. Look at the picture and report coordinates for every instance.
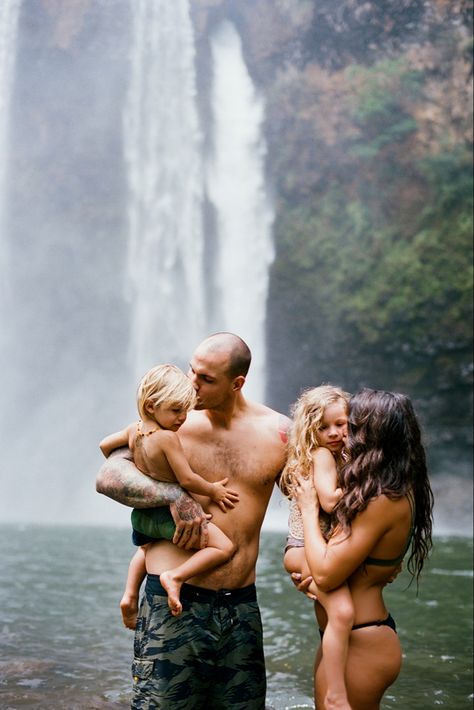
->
[131,575,266,709]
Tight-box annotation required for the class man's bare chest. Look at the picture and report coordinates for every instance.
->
[181,433,279,487]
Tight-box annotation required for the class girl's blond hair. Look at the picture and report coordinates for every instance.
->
[136,364,196,420]
[280,384,350,497]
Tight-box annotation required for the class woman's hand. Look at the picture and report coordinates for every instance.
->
[294,474,319,514]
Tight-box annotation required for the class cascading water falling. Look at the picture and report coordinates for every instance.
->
[123,4,274,400]
[206,21,275,403]
[123,0,206,378]
[0,0,21,298]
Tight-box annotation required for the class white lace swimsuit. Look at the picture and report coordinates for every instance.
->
[286,498,305,550]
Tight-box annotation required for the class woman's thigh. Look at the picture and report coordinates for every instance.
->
[315,626,402,710]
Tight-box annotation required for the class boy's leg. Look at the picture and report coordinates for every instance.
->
[121,547,147,629]
[160,523,234,615]
[318,584,354,710]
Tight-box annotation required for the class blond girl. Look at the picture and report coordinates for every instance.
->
[100,364,238,626]
[280,385,353,710]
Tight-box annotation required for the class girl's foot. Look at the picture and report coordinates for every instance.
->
[120,593,138,630]
[160,571,183,616]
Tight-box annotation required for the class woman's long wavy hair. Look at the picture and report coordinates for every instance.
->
[280,385,350,498]
[336,389,433,582]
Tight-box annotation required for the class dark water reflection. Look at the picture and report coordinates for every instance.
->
[0,526,472,709]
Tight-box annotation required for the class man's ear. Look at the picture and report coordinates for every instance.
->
[232,375,246,392]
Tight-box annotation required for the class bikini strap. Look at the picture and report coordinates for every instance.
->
[364,490,415,567]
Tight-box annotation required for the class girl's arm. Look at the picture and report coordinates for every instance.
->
[152,432,239,512]
[295,476,391,592]
[99,424,133,458]
[311,447,343,513]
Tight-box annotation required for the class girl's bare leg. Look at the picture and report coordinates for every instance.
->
[120,547,147,629]
[284,547,319,598]
[315,585,354,709]
[160,523,234,616]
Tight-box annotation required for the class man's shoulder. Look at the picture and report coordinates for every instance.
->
[248,401,291,442]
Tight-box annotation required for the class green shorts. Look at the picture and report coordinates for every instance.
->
[131,507,176,546]
[131,575,266,709]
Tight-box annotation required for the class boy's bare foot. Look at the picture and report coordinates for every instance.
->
[120,593,138,630]
[160,570,183,616]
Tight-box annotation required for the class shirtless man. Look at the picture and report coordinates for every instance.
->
[96,333,289,710]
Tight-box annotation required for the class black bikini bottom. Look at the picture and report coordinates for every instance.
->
[319,613,397,639]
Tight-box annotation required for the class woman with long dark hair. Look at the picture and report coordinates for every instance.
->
[294,389,433,709]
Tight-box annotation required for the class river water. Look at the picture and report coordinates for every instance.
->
[0,525,472,709]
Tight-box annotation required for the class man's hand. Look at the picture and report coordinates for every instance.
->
[170,491,211,550]
[290,572,318,601]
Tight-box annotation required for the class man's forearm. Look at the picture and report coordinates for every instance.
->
[96,452,182,508]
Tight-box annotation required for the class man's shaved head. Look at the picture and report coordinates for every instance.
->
[197,333,252,378]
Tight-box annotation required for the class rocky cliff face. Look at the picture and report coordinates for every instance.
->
[190,0,473,474]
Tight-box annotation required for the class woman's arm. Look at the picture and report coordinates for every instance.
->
[96,448,210,549]
[312,447,343,513]
[295,476,390,592]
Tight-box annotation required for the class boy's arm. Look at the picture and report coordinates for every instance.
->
[99,427,130,458]
[157,433,238,510]
[96,448,210,549]
[311,447,343,514]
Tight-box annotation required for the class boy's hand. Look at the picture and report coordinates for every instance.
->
[210,477,240,512]
[170,492,211,550]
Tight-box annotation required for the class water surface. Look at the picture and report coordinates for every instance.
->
[0,525,472,708]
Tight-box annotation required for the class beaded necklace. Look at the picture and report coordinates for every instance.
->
[136,419,163,438]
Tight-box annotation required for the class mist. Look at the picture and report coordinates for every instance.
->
[0,0,472,536]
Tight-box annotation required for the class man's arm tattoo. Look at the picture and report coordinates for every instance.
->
[279,414,291,444]
[173,493,204,521]
[96,458,183,508]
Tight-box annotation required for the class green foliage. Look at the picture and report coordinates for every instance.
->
[275,143,472,352]
[269,41,473,425]
[348,60,422,159]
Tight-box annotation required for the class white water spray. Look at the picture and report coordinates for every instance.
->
[206,21,275,402]
[123,0,206,377]
[0,0,21,296]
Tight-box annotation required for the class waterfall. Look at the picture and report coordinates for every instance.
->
[0,0,21,296]
[123,7,274,401]
[206,21,274,403]
[123,0,206,377]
